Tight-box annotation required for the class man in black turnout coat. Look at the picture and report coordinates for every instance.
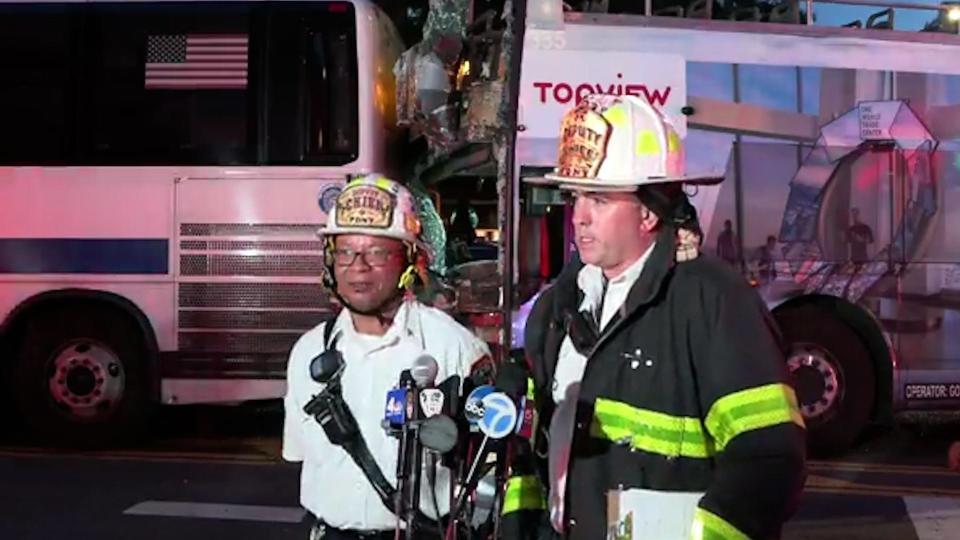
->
[519,94,807,540]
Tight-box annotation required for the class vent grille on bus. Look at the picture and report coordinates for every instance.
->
[180,223,319,236]
[178,331,302,354]
[180,254,324,276]
[181,240,323,251]
[161,353,289,379]
[179,282,331,309]
[174,222,335,379]
[179,310,329,330]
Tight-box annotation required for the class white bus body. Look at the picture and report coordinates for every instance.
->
[0,0,403,443]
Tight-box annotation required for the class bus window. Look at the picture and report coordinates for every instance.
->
[264,3,359,165]
[0,4,78,165]
[83,2,253,165]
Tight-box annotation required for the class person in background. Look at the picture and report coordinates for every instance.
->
[716,219,740,266]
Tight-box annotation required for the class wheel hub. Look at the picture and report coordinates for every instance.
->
[787,344,841,420]
[48,340,125,420]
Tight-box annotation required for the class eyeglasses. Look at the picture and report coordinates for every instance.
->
[330,247,401,267]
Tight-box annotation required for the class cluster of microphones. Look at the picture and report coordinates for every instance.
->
[305,348,535,537]
[383,356,535,447]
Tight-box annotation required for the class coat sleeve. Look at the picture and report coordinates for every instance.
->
[689,276,807,540]
[498,288,560,540]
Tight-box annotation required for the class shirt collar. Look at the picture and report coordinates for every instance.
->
[577,243,656,313]
[335,299,422,352]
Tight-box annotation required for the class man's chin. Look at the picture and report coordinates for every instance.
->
[340,294,395,314]
[577,250,600,267]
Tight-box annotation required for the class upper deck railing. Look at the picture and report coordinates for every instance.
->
[528,0,960,34]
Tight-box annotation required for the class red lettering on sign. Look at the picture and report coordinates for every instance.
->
[531,79,673,108]
[575,83,593,105]
[554,83,573,104]
[533,82,551,103]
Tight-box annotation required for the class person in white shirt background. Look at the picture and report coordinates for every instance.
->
[283,174,491,540]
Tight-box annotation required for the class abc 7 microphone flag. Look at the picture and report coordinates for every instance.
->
[478,393,519,439]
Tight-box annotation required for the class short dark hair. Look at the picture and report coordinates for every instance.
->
[635,184,701,236]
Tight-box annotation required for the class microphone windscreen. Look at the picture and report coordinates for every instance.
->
[412,355,439,388]
[419,415,459,454]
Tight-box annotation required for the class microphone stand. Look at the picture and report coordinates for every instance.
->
[394,372,423,540]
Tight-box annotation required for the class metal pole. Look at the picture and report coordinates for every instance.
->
[498,0,528,362]
[818,0,951,12]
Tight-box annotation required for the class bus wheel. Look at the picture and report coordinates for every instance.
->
[12,306,150,447]
[777,306,875,458]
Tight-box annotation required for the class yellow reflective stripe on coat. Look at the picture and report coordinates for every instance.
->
[690,507,750,540]
[502,475,546,514]
[704,383,805,451]
[590,399,716,458]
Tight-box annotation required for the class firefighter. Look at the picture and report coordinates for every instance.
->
[521,94,807,540]
[282,174,491,539]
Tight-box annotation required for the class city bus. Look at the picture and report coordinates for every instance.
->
[0,0,405,444]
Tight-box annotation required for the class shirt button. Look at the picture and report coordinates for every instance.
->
[567,517,577,528]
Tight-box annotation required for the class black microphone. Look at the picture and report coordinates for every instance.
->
[419,415,459,454]
[309,347,344,384]
[302,346,355,446]
[494,362,528,401]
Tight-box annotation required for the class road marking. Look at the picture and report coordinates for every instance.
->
[810,460,955,476]
[0,446,281,466]
[124,501,306,523]
[904,495,960,540]
[806,474,960,498]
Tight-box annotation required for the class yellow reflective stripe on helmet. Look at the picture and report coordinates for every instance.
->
[502,475,546,514]
[603,105,629,127]
[590,399,715,459]
[704,383,805,451]
[636,130,660,155]
[668,130,681,152]
[690,507,750,540]
[373,176,393,191]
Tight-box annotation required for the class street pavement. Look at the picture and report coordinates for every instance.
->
[2,404,960,539]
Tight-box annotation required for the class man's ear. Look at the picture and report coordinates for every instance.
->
[639,206,660,233]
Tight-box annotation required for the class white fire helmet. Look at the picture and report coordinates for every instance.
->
[527,94,723,191]
[317,174,432,260]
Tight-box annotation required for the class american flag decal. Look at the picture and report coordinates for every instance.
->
[145,34,248,90]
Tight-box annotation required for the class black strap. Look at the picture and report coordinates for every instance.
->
[317,318,440,533]
[341,420,441,533]
[323,314,338,348]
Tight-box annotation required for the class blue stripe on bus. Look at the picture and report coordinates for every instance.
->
[0,239,169,274]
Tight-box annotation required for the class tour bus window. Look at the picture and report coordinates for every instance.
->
[0,5,78,165]
[82,2,253,165]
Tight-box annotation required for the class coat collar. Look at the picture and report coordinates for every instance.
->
[553,225,677,325]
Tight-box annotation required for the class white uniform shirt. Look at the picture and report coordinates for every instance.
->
[283,300,490,531]
[548,244,655,533]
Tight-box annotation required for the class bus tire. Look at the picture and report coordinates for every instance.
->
[11,305,151,447]
[776,305,875,458]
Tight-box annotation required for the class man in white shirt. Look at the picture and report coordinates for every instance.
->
[283,174,491,540]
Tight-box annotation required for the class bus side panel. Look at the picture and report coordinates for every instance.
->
[0,167,176,352]
[168,174,344,404]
